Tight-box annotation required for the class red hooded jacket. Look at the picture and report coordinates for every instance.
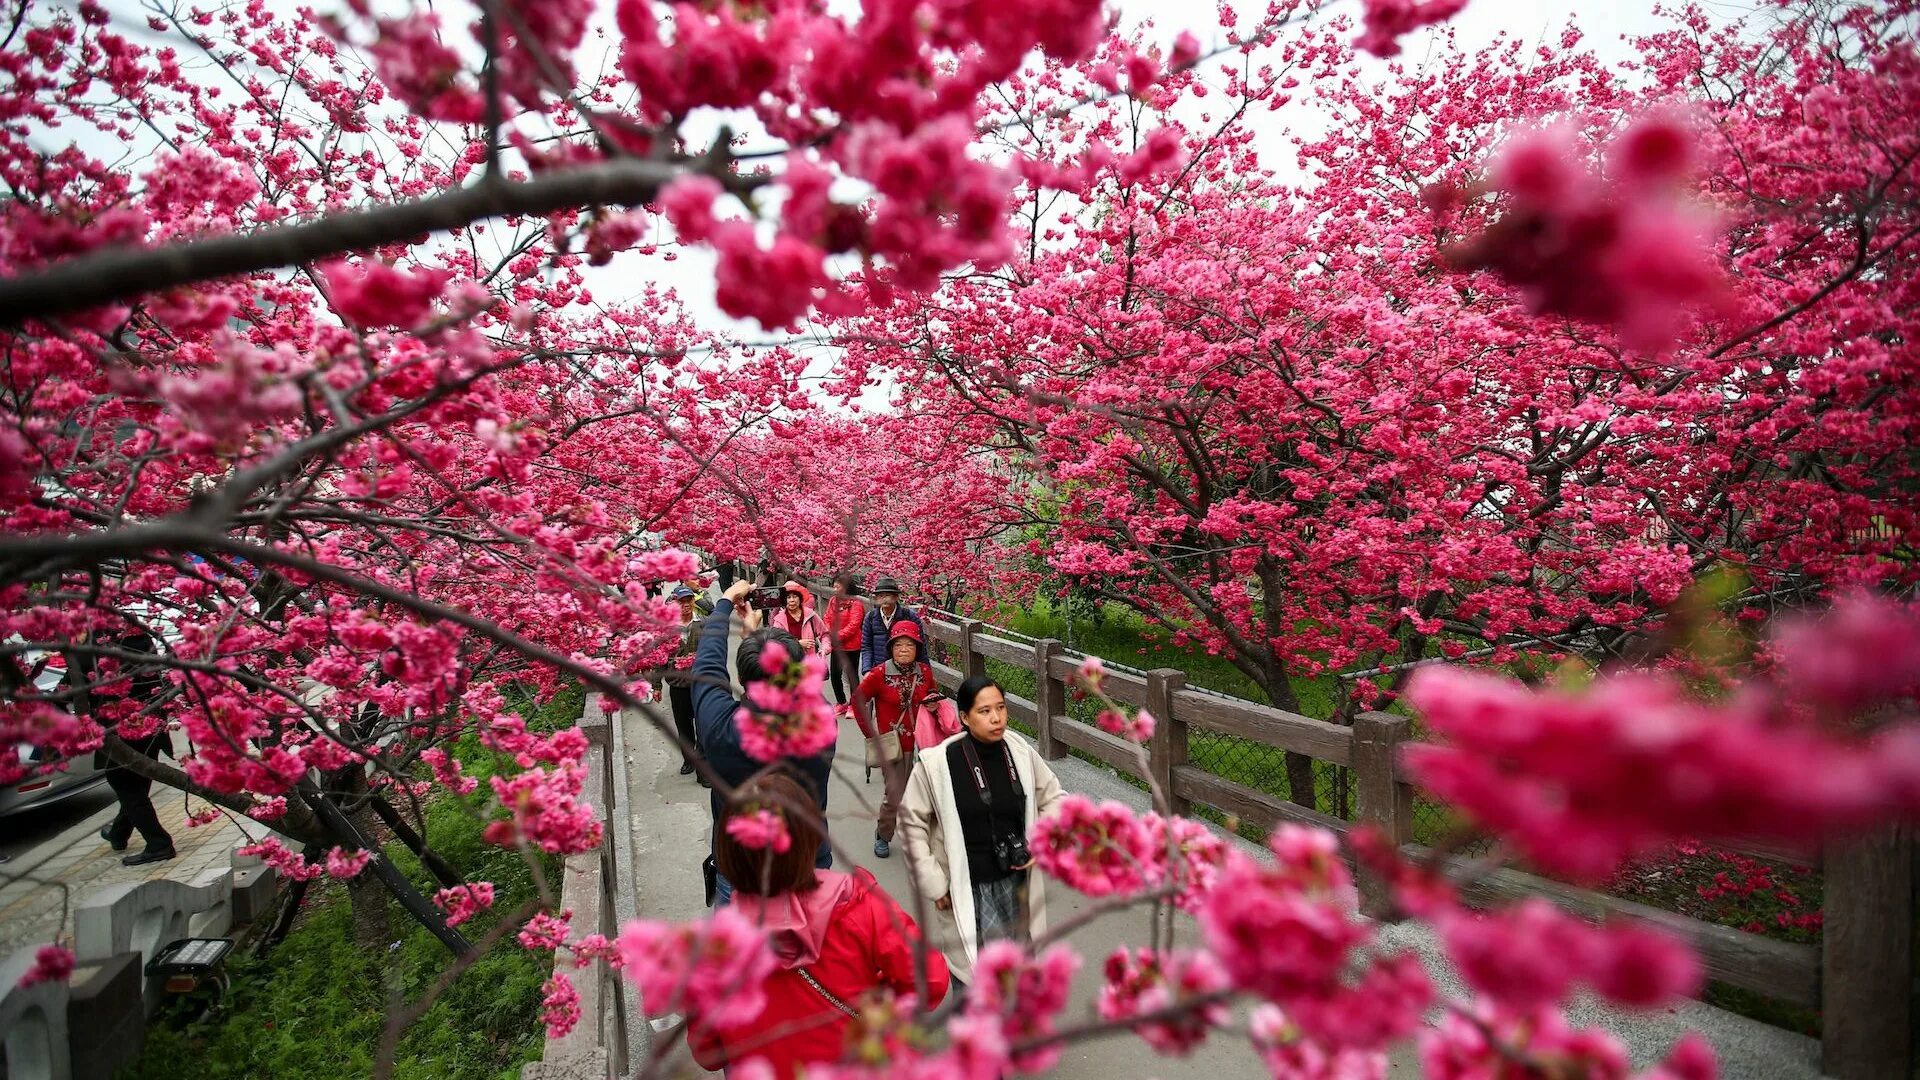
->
[824,592,866,651]
[687,868,948,1078]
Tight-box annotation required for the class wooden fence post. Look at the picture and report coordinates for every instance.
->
[1145,668,1188,817]
[1821,825,1914,1079]
[1351,711,1413,920]
[1031,638,1066,760]
[959,619,988,681]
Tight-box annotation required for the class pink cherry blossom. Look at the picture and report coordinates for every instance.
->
[724,808,792,853]
[16,945,75,988]
[540,971,582,1039]
[433,882,497,927]
[320,259,451,330]
[1028,794,1157,897]
[968,940,1081,1072]
[1098,947,1230,1055]
[519,910,574,952]
[614,909,773,1029]
[1354,0,1468,58]
[325,846,373,880]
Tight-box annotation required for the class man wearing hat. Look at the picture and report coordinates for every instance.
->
[858,575,924,678]
[665,584,705,781]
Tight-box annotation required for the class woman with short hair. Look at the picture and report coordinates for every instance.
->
[898,674,1066,986]
[689,774,948,1078]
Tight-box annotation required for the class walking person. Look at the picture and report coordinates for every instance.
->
[773,580,830,659]
[851,621,940,860]
[693,580,835,905]
[898,675,1065,986]
[823,573,866,716]
[857,576,923,677]
[87,629,177,866]
[665,584,706,784]
[687,773,948,1079]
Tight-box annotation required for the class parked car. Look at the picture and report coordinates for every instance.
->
[0,655,108,818]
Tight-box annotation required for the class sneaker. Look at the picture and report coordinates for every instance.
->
[696,773,711,789]
[873,836,891,859]
[99,825,128,852]
[678,762,695,776]
[122,848,176,867]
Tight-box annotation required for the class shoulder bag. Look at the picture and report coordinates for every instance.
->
[863,665,913,768]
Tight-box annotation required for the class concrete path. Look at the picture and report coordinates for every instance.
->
[0,740,263,956]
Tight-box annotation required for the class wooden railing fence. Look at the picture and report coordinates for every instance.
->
[917,614,1913,1080]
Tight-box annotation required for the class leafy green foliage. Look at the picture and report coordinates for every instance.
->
[122,687,581,1080]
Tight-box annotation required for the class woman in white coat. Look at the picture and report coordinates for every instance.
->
[899,674,1066,985]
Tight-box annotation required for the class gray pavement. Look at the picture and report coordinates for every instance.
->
[0,749,262,957]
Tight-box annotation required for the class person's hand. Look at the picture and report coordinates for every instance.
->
[739,604,764,632]
[723,580,753,606]
[1013,857,1035,871]
[934,894,952,911]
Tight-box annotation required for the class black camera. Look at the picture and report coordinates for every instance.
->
[990,831,1031,875]
[749,586,787,610]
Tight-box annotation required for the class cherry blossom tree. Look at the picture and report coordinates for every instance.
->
[848,1,1920,807]
[0,0,1199,1056]
[659,408,1017,602]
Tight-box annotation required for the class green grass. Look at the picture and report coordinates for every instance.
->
[122,685,582,1080]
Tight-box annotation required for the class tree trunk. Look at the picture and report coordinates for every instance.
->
[1258,659,1321,811]
[349,872,393,950]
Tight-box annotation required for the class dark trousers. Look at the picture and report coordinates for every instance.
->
[105,764,173,852]
[669,683,697,767]
[828,647,856,705]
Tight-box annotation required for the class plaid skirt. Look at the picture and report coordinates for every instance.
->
[973,873,1028,945]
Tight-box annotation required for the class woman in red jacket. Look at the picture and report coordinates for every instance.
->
[852,620,939,860]
[823,573,866,717]
[690,774,948,1079]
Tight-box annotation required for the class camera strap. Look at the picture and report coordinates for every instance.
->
[959,736,1020,811]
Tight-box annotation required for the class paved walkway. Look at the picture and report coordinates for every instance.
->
[614,672,1826,1079]
[0,750,265,956]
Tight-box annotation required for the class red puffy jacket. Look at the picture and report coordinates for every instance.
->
[825,594,866,652]
[687,868,948,1078]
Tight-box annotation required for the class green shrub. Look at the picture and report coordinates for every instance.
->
[123,688,578,1080]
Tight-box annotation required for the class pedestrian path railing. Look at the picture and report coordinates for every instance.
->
[525,695,631,1080]
[914,612,1911,1080]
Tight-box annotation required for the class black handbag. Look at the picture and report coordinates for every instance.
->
[702,854,718,908]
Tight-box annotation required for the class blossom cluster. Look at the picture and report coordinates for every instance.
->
[1437,113,1724,352]
[1028,794,1227,907]
[734,640,838,763]
[615,908,773,1028]
[1403,593,1920,881]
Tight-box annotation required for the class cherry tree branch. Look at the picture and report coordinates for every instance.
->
[0,157,759,325]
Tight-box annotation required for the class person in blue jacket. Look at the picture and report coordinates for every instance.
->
[858,576,925,676]
[692,579,835,905]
